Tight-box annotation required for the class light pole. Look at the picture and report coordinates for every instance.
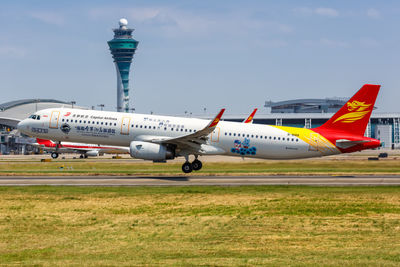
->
[98,104,105,111]
[71,101,76,109]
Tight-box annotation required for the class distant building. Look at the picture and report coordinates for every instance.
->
[265,98,347,113]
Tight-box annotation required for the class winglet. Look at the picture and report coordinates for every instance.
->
[243,108,257,123]
[208,109,225,128]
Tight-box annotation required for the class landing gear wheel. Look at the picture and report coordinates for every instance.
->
[182,162,193,173]
[84,154,88,159]
[192,159,202,171]
[51,152,59,159]
[79,154,84,159]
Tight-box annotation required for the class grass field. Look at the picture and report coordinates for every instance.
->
[0,186,400,266]
[0,159,400,175]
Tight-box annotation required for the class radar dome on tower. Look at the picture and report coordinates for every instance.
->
[119,18,128,29]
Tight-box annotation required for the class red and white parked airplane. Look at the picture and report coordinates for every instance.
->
[33,138,129,159]
[17,84,381,173]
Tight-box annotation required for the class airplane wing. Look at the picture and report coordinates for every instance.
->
[243,108,257,123]
[136,109,226,154]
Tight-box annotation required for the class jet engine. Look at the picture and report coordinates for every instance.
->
[129,141,175,161]
[85,150,99,157]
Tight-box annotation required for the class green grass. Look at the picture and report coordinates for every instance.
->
[0,186,400,266]
[0,160,400,175]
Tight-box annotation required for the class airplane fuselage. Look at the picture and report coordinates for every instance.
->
[18,108,352,160]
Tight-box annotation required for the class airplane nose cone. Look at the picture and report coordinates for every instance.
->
[17,120,27,133]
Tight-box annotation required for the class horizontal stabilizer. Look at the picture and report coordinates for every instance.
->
[335,139,370,149]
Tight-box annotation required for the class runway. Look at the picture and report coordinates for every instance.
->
[1,175,400,186]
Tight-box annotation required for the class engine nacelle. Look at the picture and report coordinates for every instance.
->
[85,150,99,157]
[130,141,175,161]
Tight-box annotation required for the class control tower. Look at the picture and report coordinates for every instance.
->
[108,18,139,112]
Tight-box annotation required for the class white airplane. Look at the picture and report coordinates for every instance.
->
[17,84,381,173]
[33,138,129,159]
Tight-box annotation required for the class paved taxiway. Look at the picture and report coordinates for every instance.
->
[1,175,400,186]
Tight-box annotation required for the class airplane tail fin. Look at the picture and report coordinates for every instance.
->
[315,84,380,136]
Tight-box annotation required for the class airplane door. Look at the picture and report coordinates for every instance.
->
[211,127,220,142]
[121,117,131,135]
[308,133,319,151]
[49,111,60,129]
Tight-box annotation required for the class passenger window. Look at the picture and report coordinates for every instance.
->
[101,122,103,125]
[283,138,285,141]
[233,133,236,136]
[97,122,99,125]
[36,116,40,120]
[269,136,272,139]
[62,119,65,122]
[79,120,82,123]
[256,135,258,138]
[274,137,276,140]
[140,125,142,128]
[136,125,138,128]
[238,134,241,137]
[225,133,227,136]
[185,129,188,132]
[114,123,117,126]
[171,128,174,131]
[164,127,167,130]
[144,126,147,129]
[247,134,249,137]
[75,120,78,123]
[251,135,254,138]
[105,122,108,125]
[181,129,183,131]
[229,133,232,136]
[278,137,280,140]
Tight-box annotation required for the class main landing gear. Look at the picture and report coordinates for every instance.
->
[181,156,203,173]
[51,152,59,159]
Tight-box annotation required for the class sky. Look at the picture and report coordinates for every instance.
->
[1,0,399,116]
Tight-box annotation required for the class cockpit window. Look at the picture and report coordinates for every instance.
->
[28,114,41,120]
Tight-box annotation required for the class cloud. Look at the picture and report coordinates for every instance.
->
[0,45,27,58]
[303,39,348,48]
[294,7,339,17]
[320,38,348,47]
[366,8,380,19]
[360,38,380,47]
[29,11,65,26]
[89,6,293,38]
[315,8,339,17]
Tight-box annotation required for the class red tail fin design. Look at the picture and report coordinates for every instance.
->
[315,84,380,136]
[244,108,257,123]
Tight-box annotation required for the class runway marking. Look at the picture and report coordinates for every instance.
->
[0,176,400,186]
